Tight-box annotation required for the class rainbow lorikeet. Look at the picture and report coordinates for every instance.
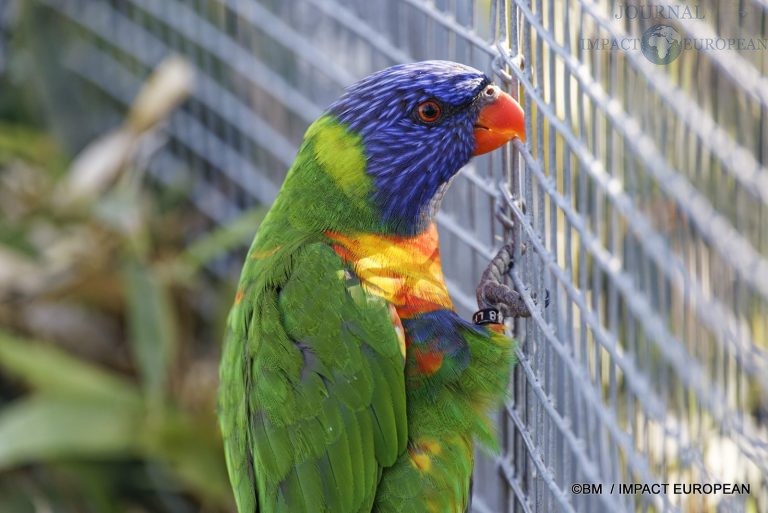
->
[218,60,527,513]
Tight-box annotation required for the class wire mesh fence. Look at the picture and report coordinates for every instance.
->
[20,0,768,511]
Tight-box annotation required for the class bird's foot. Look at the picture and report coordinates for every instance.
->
[477,280,531,318]
[476,243,549,319]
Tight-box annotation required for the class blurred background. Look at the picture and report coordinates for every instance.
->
[0,1,765,512]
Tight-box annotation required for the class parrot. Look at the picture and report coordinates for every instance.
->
[218,60,527,513]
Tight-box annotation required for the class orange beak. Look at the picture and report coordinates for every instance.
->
[472,91,525,155]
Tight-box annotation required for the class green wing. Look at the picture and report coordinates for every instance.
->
[219,242,408,513]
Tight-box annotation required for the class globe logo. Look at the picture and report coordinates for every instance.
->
[641,24,682,64]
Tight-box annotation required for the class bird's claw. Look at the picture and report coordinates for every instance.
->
[477,281,531,318]
[476,243,550,319]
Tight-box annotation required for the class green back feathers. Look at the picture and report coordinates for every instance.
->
[218,116,391,513]
[220,240,408,513]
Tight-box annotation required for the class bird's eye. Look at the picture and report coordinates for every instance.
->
[416,100,442,123]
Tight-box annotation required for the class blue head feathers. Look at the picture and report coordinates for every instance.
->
[328,60,490,235]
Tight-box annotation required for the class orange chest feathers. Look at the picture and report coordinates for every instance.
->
[325,223,454,320]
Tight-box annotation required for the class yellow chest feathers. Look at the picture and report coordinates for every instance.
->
[325,223,454,318]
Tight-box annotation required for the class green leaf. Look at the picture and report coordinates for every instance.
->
[175,206,268,278]
[0,474,37,513]
[0,396,141,470]
[121,257,177,406]
[0,330,140,405]
[0,122,67,173]
[0,227,38,257]
[143,409,233,507]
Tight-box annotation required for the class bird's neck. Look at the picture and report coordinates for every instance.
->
[325,222,454,319]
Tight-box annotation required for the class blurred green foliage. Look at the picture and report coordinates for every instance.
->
[0,55,264,513]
